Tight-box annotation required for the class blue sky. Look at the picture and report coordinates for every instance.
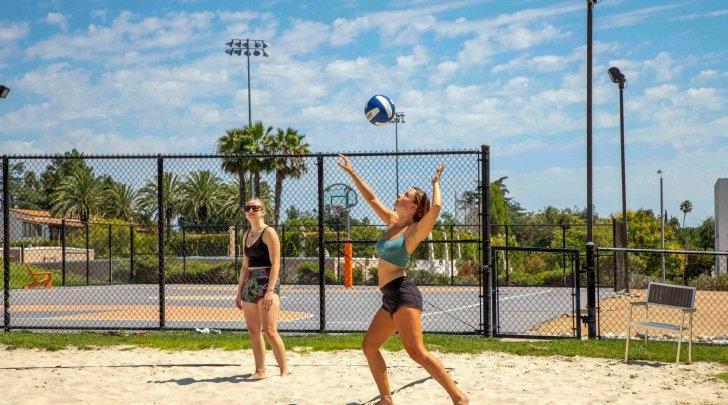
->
[0,0,726,226]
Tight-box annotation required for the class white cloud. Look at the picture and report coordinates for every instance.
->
[42,12,69,32]
[0,21,30,42]
[671,8,728,21]
[600,3,684,29]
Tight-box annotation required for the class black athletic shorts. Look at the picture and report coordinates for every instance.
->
[380,276,423,317]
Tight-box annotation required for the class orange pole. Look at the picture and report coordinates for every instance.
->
[344,242,353,288]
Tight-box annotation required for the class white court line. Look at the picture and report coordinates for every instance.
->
[420,289,556,317]
[498,289,554,301]
[421,303,480,317]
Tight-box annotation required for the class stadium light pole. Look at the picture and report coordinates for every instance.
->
[608,66,629,291]
[392,112,405,196]
[585,0,599,339]
[658,169,665,281]
[225,39,269,127]
[0,85,10,99]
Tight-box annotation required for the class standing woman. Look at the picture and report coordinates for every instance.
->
[337,155,468,405]
[235,198,289,378]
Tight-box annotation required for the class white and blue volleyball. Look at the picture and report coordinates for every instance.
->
[364,95,396,125]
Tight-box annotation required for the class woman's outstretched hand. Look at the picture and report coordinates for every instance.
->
[432,163,445,184]
[337,154,354,175]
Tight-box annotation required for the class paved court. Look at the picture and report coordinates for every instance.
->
[3,284,618,335]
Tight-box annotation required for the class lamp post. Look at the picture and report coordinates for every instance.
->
[225,39,269,127]
[608,66,629,291]
[392,112,405,196]
[585,0,598,339]
[0,85,10,99]
[658,169,665,280]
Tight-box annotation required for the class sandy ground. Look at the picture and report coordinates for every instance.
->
[2,347,727,404]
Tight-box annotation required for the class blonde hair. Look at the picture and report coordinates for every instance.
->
[245,198,266,211]
[411,187,430,222]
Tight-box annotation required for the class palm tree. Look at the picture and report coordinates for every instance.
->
[218,128,255,210]
[179,170,222,225]
[137,172,182,234]
[217,182,246,225]
[50,167,105,223]
[266,127,310,227]
[680,200,693,228]
[245,121,275,197]
[104,183,138,222]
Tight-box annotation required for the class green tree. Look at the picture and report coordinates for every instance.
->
[265,127,310,227]
[40,149,92,210]
[245,121,275,197]
[104,183,138,222]
[679,200,693,228]
[137,172,182,234]
[49,167,104,222]
[217,127,255,210]
[179,170,222,225]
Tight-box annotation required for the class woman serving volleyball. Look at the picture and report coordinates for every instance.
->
[337,155,468,405]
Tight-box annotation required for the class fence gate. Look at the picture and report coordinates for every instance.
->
[490,246,582,338]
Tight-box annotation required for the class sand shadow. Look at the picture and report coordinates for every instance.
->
[622,359,672,368]
[0,363,239,371]
[345,375,433,405]
[151,373,268,385]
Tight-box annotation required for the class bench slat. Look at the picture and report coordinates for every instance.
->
[631,321,685,332]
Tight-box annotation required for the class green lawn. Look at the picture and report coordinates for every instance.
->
[1,331,727,366]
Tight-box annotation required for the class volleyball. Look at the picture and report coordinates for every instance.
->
[364,95,395,125]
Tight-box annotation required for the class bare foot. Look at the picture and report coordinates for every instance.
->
[249,371,266,380]
[373,395,393,405]
[280,369,290,377]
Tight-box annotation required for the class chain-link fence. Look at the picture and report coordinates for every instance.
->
[1,149,487,333]
[594,247,728,344]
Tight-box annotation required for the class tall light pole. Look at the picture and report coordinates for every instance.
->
[608,66,629,291]
[658,169,665,280]
[225,39,269,127]
[0,85,10,99]
[392,112,405,196]
[585,0,598,339]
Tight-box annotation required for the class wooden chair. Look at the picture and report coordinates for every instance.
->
[23,264,53,289]
[624,282,696,363]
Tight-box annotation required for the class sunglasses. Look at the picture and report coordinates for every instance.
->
[244,205,263,212]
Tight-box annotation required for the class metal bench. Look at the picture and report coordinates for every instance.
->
[624,282,696,363]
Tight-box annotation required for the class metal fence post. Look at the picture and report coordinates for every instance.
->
[85,221,90,285]
[504,223,509,285]
[3,156,10,330]
[562,224,567,287]
[574,251,582,340]
[586,241,597,339]
[317,154,326,332]
[449,224,455,286]
[129,224,135,283]
[157,155,166,329]
[481,145,492,337]
[182,225,186,275]
[108,223,113,283]
[61,218,67,286]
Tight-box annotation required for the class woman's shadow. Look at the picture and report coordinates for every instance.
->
[345,375,433,405]
[151,373,269,385]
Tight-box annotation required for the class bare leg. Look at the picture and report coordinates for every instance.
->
[362,308,397,404]
[260,293,288,376]
[243,301,266,378]
[394,307,469,405]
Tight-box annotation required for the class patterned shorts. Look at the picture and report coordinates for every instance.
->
[240,267,280,304]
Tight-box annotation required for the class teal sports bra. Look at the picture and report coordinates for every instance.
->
[375,233,410,268]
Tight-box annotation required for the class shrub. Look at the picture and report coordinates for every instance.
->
[297,261,335,284]
[407,268,450,285]
[689,273,728,291]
